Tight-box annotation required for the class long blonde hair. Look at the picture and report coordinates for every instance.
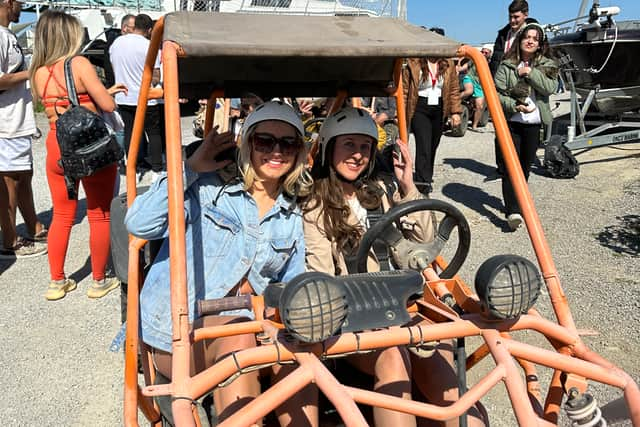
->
[29,11,84,99]
[237,124,312,199]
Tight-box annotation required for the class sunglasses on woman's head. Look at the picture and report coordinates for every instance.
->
[251,133,302,156]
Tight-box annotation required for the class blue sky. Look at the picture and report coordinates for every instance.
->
[407,0,640,45]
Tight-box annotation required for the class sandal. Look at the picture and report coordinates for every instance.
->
[0,239,47,260]
[45,278,77,301]
[26,228,49,243]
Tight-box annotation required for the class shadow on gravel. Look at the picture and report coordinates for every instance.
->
[441,182,511,232]
[2,201,90,277]
[601,396,631,424]
[14,197,88,239]
[443,158,496,179]
[69,256,93,284]
[0,257,16,275]
[596,214,640,257]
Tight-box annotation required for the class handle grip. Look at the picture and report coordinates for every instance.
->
[197,295,252,317]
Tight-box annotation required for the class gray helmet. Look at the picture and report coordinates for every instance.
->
[318,106,378,169]
[241,100,304,146]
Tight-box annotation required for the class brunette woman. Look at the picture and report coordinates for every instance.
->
[494,22,558,230]
[304,107,437,426]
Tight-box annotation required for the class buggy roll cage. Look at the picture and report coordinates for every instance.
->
[122,12,640,427]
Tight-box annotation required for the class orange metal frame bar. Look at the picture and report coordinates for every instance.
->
[141,311,638,425]
[457,46,577,333]
[123,23,640,425]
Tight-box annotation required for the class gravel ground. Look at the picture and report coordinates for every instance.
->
[1,97,638,426]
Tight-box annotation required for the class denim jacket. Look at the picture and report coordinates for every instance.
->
[125,167,305,352]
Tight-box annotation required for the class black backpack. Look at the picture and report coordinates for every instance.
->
[543,135,579,179]
[55,57,124,199]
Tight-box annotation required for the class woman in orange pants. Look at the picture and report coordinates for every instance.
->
[30,11,127,300]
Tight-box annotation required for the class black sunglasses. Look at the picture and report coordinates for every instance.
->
[251,132,302,156]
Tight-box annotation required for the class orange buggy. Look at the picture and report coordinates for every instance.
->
[122,12,640,426]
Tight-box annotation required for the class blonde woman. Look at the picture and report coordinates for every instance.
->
[125,101,316,425]
[30,11,127,300]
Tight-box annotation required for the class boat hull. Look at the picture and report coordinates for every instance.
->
[550,20,640,113]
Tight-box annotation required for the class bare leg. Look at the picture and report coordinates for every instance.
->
[472,98,485,130]
[0,173,19,249]
[348,346,417,427]
[152,315,261,424]
[15,170,45,237]
[412,341,485,427]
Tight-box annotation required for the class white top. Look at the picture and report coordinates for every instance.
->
[0,26,35,138]
[505,29,517,53]
[417,67,443,105]
[347,196,369,230]
[109,33,160,106]
[510,61,542,125]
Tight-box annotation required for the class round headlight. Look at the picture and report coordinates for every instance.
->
[279,272,348,343]
[475,255,542,320]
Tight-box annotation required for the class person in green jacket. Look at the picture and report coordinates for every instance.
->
[494,22,558,231]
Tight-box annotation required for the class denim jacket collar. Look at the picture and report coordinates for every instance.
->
[215,177,298,218]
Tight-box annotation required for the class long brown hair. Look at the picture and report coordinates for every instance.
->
[503,23,553,65]
[303,139,383,255]
[29,11,84,99]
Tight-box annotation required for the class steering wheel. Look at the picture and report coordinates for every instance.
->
[355,198,471,279]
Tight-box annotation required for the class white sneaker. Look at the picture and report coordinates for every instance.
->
[507,213,524,231]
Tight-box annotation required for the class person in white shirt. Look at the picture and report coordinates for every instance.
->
[103,14,135,88]
[0,0,47,259]
[109,13,164,180]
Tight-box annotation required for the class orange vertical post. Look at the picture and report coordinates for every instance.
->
[457,45,577,335]
[123,17,165,427]
[126,17,164,206]
[204,90,224,136]
[161,40,196,427]
[392,58,408,145]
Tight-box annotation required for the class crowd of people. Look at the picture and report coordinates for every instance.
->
[0,1,559,424]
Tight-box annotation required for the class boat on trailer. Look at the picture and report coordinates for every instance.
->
[549,1,640,114]
[547,0,640,149]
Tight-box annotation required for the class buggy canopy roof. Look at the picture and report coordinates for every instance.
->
[163,12,462,99]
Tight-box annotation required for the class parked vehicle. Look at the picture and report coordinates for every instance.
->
[122,12,640,427]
